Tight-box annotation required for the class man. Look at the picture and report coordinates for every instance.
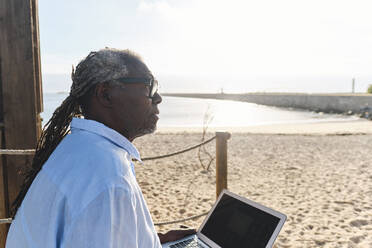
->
[6,48,194,247]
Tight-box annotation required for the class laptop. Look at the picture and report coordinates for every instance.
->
[162,189,286,248]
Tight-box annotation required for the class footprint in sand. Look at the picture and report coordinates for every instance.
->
[306,224,314,230]
[349,219,369,227]
[350,235,365,244]
[314,240,326,246]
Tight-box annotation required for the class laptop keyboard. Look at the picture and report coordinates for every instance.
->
[169,238,206,248]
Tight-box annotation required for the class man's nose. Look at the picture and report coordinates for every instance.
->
[152,92,162,104]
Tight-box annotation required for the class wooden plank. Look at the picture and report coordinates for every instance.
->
[0,129,8,247]
[0,61,3,125]
[0,3,42,247]
[31,0,43,118]
[0,36,7,248]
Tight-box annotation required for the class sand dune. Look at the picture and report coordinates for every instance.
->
[134,128,372,248]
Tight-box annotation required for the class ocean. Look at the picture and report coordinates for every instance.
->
[41,93,359,129]
[43,73,372,94]
[40,73,364,128]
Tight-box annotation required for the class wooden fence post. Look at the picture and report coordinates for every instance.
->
[0,0,43,246]
[216,132,231,198]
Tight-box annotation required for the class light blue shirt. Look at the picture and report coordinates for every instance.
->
[6,118,162,248]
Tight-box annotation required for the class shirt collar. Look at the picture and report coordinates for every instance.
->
[70,117,142,163]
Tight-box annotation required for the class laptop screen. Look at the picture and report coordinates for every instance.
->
[200,194,281,248]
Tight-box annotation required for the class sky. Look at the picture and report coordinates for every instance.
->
[39,0,372,92]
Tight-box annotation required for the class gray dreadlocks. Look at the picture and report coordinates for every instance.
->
[11,48,144,217]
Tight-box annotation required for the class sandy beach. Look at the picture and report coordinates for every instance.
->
[134,120,372,248]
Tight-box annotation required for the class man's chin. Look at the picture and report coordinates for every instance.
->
[136,122,157,137]
[144,125,157,134]
[133,116,159,138]
[147,115,159,133]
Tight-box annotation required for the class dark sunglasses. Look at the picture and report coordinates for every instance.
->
[114,76,159,99]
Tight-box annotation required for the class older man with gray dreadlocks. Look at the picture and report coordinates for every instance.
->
[6,48,195,247]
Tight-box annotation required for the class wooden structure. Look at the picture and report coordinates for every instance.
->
[0,0,43,246]
[216,132,230,198]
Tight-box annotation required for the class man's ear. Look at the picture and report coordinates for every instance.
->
[95,83,113,108]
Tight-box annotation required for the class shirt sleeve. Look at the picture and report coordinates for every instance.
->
[62,186,139,248]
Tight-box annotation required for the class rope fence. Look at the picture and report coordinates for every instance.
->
[0,133,230,226]
[142,136,216,161]
[0,211,209,226]
[0,136,216,159]
[0,218,12,224]
[0,149,35,155]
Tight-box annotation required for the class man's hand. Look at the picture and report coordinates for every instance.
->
[158,229,196,244]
